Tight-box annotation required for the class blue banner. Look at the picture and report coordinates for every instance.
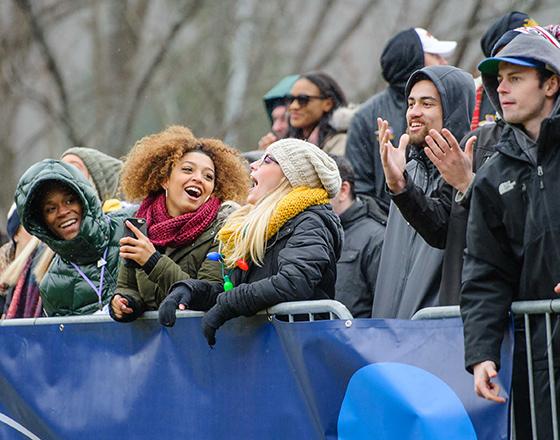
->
[0,316,512,439]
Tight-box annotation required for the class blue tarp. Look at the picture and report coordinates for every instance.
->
[0,316,512,439]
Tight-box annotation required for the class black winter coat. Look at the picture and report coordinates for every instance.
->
[437,121,502,305]
[335,197,386,318]
[461,33,560,439]
[461,116,560,371]
[345,28,424,214]
[173,205,343,317]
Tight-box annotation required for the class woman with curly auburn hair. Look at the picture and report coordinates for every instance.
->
[158,138,343,346]
[109,125,249,322]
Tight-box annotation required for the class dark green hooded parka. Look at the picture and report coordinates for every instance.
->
[15,160,127,316]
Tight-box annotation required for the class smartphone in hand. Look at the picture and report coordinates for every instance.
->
[123,217,148,268]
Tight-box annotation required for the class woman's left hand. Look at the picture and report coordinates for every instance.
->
[201,300,236,346]
[119,220,156,267]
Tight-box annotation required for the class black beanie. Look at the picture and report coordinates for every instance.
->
[480,12,536,57]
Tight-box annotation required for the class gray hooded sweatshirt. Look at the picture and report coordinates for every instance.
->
[372,65,475,319]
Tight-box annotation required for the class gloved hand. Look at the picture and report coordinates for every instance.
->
[158,284,193,327]
[201,298,237,346]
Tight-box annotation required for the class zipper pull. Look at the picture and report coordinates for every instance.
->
[537,165,544,189]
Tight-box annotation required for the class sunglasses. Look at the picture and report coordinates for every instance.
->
[286,94,326,107]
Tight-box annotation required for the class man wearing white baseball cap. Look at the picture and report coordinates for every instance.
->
[415,27,457,65]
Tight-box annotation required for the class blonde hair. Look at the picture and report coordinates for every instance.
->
[33,247,56,284]
[0,236,41,287]
[220,179,292,267]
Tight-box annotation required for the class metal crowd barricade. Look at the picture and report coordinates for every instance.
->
[0,299,353,328]
[412,299,560,440]
[266,299,353,322]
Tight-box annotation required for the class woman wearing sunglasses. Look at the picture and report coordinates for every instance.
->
[158,138,343,346]
[287,72,353,155]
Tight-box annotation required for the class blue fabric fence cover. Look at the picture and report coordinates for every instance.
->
[0,316,512,439]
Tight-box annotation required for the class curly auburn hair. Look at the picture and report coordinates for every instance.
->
[120,125,249,204]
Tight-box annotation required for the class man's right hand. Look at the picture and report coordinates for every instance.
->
[473,360,506,403]
[110,294,133,320]
[377,118,408,193]
[258,132,278,150]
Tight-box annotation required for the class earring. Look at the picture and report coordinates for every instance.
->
[165,188,168,197]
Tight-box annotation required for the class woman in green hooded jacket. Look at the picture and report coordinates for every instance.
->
[15,159,128,316]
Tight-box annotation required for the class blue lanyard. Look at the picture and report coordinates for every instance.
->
[70,248,108,310]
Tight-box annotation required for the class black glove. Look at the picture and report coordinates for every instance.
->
[158,284,193,327]
[201,297,237,346]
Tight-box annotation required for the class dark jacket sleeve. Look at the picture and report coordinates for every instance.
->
[346,109,377,198]
[361,232,383,316]
[216,213,334,317]
[169,278,224,312]
[460,174,517,372]
[390,173,453,249]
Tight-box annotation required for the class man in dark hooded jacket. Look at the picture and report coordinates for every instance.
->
[404,19,540,307]
[345,28,454,214]
[371,65,474,319]
[461,33,560,439]
[331,155,386,318]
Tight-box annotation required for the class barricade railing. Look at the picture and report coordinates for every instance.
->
[0,299,353,328]
[411,305,460,320]
[412,299,560,440]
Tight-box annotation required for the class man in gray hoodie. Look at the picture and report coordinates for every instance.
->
[345,28,455,214]
[461,32,560,438]
[371,65,474,319]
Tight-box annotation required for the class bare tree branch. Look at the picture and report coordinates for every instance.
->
[15,0,83,145]
[37,0,93,27]
[420,0,446,30]
[453,0,485,67]
[360,0,411,101]
[291,0,337,72]
[393,0,411,33]
[8,71,73,135]
[312,0,380,71]
[246,4,288,86]
[118,0,204,147]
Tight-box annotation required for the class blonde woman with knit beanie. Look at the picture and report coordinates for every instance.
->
[158,138,343,346]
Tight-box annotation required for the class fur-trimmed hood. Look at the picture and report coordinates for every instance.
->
[328,105,359,132]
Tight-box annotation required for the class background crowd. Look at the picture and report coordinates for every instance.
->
[2,7,560,439]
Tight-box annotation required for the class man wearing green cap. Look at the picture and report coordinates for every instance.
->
[461,32,560,438]
[257,75,298,150]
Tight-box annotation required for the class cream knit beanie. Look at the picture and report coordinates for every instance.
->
[267,138,341,198]
[61,147,123,203]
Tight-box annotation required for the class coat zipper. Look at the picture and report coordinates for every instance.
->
[537,165,545,189]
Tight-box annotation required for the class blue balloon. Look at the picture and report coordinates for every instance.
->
[338,362,477,439]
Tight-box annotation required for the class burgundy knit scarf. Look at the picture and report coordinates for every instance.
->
[6,257,42,319]
[136,192,222,248]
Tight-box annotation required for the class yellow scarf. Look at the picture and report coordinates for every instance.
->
[218,187,329,263]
